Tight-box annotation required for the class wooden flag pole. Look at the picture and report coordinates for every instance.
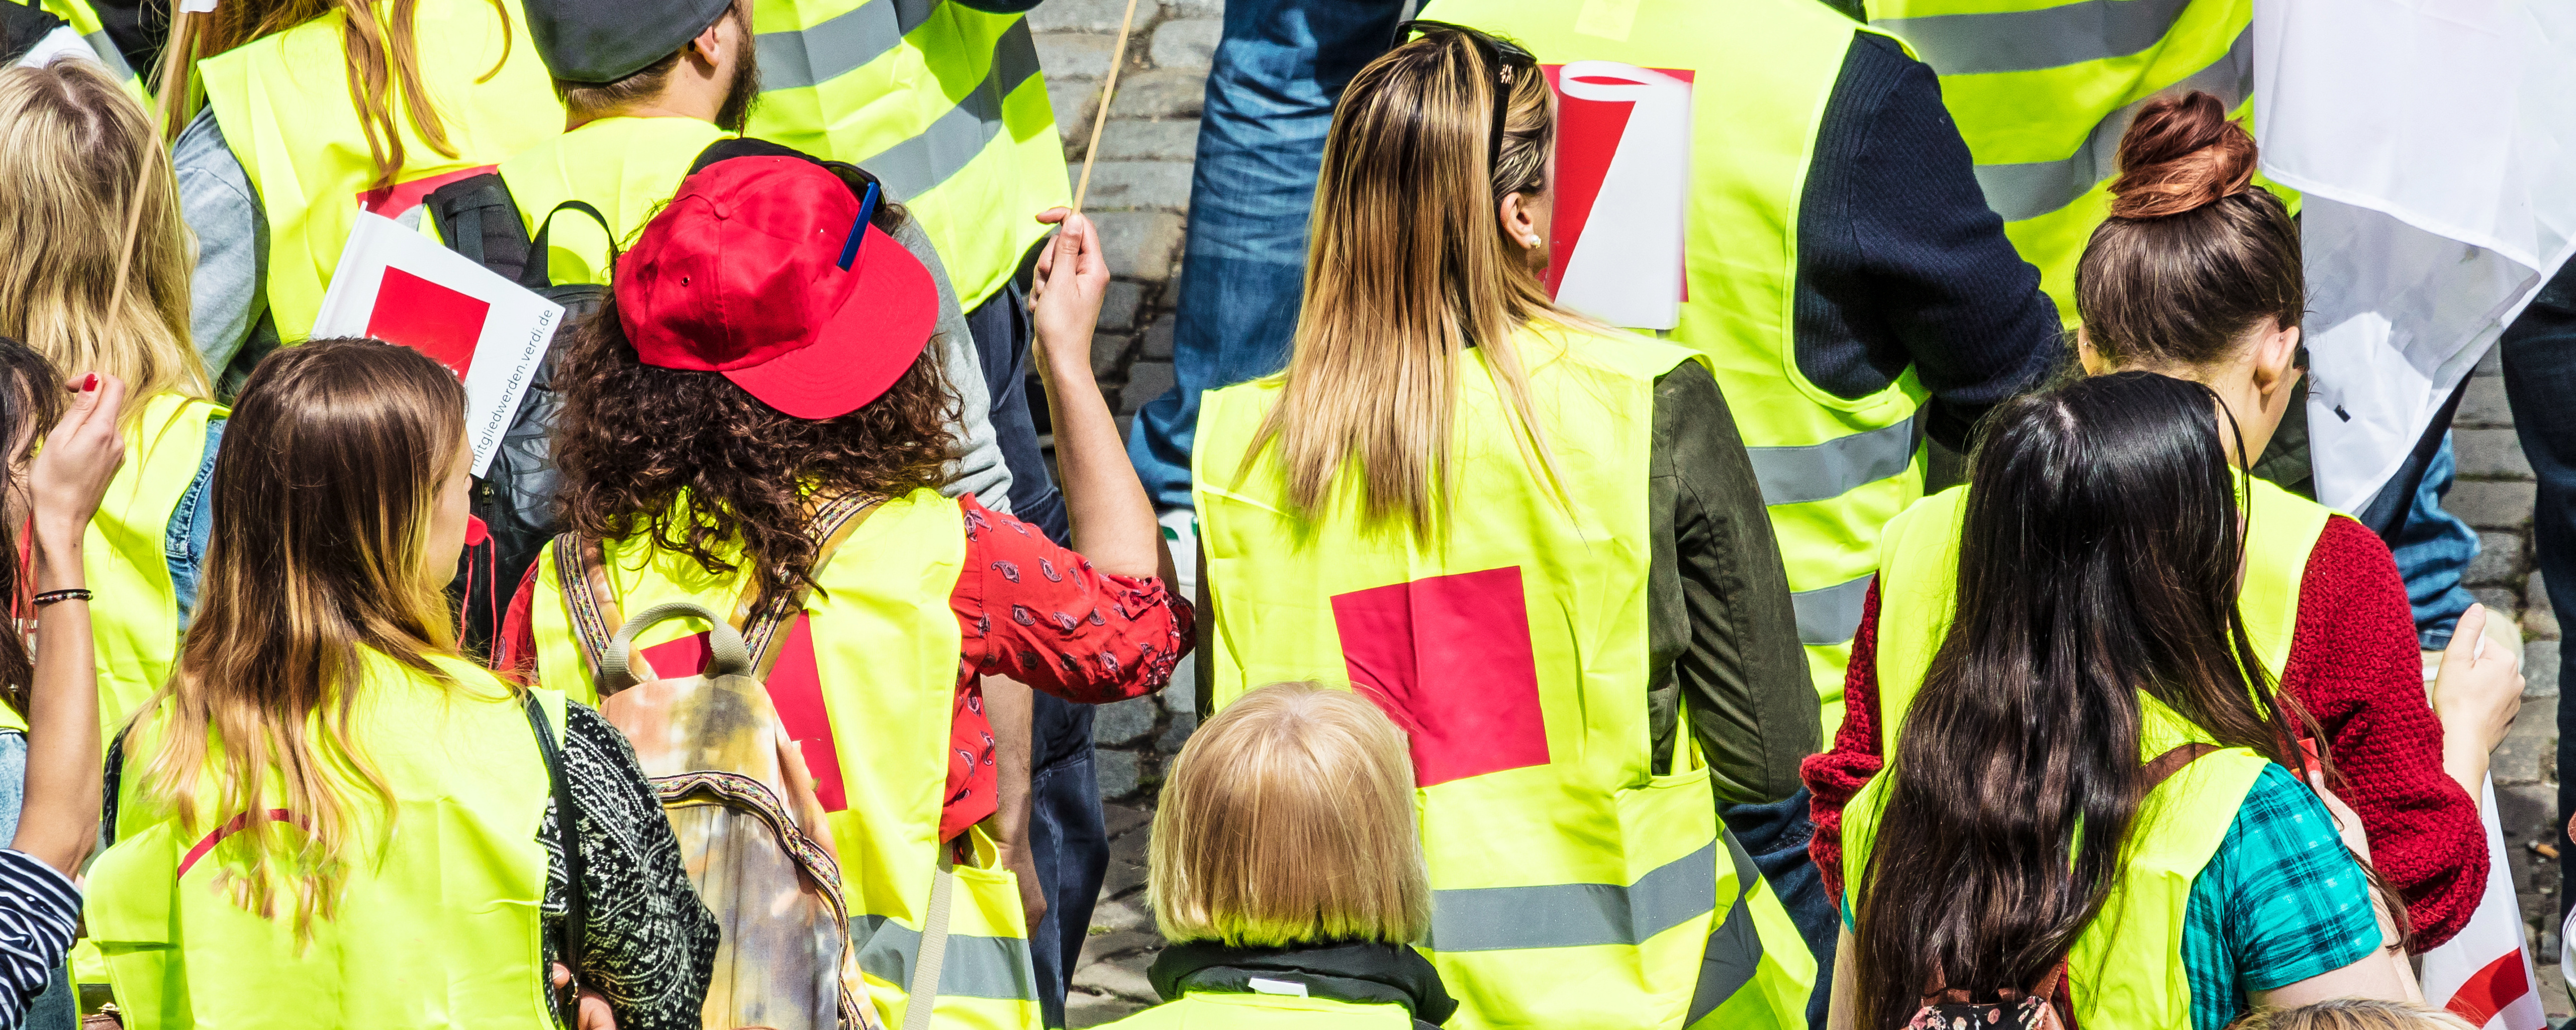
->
[1069,0,1144,213]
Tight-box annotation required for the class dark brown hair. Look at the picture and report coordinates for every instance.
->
[1852,373,2386,1029]
[2074,91,2302,370]
[549,293,957,619]
[0,336,63,718]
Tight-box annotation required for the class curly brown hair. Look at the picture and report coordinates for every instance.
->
[549,292,959,617]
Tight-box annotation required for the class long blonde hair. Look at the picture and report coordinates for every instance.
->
[133,340,466,939]
[155,0,512,190]
[1242,27,1573,540]
[0,60,209,408]
[1150,682,1430,947]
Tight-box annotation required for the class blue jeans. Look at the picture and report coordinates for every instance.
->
[1123,0,1405,509]
[1024,694,1105,1027]
[2389,434,2481,649]
[2504,262,2576,921]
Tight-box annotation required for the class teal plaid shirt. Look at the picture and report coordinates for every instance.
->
[2183,762,2387,1029]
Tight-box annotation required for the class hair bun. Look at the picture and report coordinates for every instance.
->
[2107,91,2257,219]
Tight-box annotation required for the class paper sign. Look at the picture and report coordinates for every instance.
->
[1543,62,1693,331]
[312,209,563,477]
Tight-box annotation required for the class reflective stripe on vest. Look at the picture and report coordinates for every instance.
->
[1871,0,2282,323]
[36,0,142,93]
[527,488,1043,1029]
[86,656,564,1029]
[1422,0,1927,728]
[197,0,563,341]
[746,0,1065,310]
[87,393,223,743]
[1851,493,2276,1026]
[1096,991,1418,1028]
[491,116,734,286]
[1192,323,1815,1030]
[1871,478,2332,751]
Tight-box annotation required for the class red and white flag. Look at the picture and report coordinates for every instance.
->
[311,209,563,477]
[1541,61,1692,331]
[2422,776,2548,1030]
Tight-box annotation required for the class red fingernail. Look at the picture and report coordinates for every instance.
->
[80,373,96,391]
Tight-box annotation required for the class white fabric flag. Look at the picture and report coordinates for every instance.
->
[311,209,562,477]
[2251,0,2576,513]
[2421,776,2547,1030]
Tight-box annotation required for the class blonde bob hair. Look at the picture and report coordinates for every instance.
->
[1150,682,1430,947]
[2229,1000,2476,1030]
[0,59,210,408]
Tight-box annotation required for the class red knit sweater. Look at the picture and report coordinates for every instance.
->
[1800,514,2485,950]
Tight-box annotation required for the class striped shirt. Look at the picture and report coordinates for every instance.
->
[0,849,77,1030]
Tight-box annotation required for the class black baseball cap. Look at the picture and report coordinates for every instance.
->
[525,0,733,83]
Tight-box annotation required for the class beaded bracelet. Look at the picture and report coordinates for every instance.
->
[32,588,91,606]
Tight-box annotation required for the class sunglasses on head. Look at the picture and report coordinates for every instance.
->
[1395,19,1539,173]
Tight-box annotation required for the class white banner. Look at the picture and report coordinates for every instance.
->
[2252,0,2576,512]
[2421,776,2547,1030]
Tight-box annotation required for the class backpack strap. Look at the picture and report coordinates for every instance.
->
[553,533,624,692]
[520,200,617,290]
[521,690,584,1029]
[2142,743,2219,790]
[553,492,884,689]
[733,491,885,680]
[424,172,532,281]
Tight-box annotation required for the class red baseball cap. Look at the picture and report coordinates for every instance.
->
[615,156,937,420]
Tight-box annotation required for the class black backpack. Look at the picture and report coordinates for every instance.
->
[421,175,612,652]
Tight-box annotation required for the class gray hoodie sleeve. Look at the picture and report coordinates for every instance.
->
[891,218,1013,513]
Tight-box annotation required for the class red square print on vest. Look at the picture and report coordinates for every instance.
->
[1330,566,1549,787]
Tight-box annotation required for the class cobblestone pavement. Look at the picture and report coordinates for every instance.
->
[1030,0,1210,1020]
[1030,6,2572,1022]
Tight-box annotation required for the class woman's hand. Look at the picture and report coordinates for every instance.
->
[549,964,618,1030]
[2432,603,2523,799]
[28,372,128,574]
[2433,603,2522,752]
[1018,207,1160,582]
[1025,208,1111,376]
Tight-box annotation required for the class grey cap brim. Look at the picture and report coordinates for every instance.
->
[527,0,734,84]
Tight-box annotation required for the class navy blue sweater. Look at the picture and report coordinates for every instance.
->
[1796,32,2065,451]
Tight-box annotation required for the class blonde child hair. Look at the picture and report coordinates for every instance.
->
[2232,999,2478,1030]
[1149,682,1429,947]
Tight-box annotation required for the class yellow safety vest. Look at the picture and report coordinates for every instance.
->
[1093,992,1417,1028]
[526,488,1041,1029]
[1192,322,1814,1030]
[197,0,562,341]
[1868,0,2291,324]
[744,0,1065,309]
[490,115,732,286]
[87,393,224,742]
[85,653,566,1030]
[1847,484,2279,1026]
[1872,477,2335,720]
[34,0,144,94]
[1422,0,1927,735]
